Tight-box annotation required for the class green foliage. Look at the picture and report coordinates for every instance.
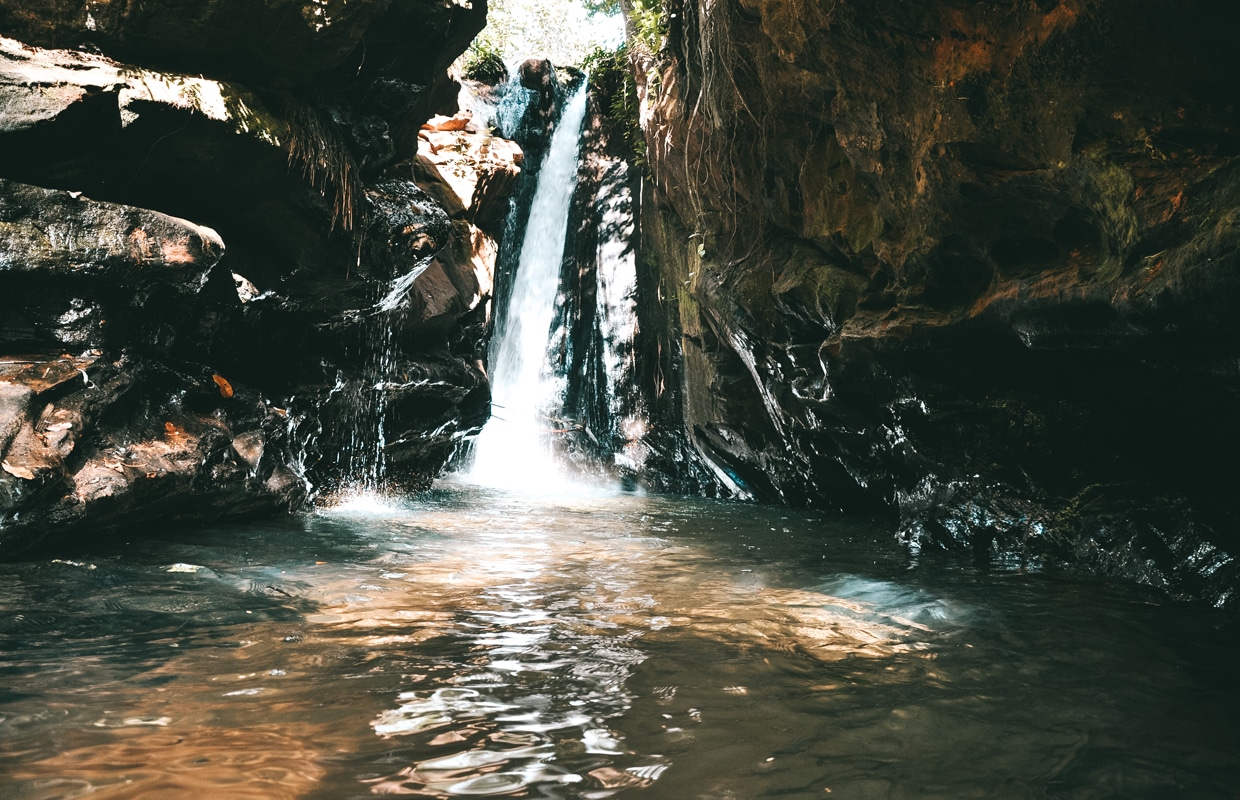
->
[456,0,625,69]
[582,43,647,167]
[580,0,621,14]
[628,0,668,54]
[461,38,508,83]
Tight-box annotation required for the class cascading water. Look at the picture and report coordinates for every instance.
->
[468,82,591,491]
[330,253,434,497]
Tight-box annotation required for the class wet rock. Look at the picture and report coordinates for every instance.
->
[0,380,33,453]
[231,430,266,471]
[636,0,1240,604]
[519,59,557,94]
[0,1,499,547]
[415,129,524,230]
[0,354,309,553]
[0,179,223,282]
[365,179,453,276]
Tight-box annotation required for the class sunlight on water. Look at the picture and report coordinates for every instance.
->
[317,488,412,517]
[0,485,1237,798]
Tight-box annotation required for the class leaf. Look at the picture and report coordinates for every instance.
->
[164,421,190,443]
[2,461,36,480]
[212,374,234,399]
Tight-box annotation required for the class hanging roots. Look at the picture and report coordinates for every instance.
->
[286,104,366,233]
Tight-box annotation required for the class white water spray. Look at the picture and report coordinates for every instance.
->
[468,83,590,491]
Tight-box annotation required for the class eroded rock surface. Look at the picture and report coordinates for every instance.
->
[0,2,517,551]
[636,0,1240,604]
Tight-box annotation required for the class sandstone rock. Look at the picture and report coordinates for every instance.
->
[0,179,223,283]
[415,130,524,230]
[422,113,472,132]
[0,380,33,454]
[0,0,392,86]
[0,35,283,140]
[231,430,266,471]
[0,1,501,546]
[0,354,310,553]
[636,0,1240,605]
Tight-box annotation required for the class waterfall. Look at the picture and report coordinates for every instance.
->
[468,82,590,491]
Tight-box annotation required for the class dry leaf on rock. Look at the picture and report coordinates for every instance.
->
[2,460,36,480]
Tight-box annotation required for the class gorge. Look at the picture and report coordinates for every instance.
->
[1,0,1239,797]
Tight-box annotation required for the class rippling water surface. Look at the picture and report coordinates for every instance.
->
[1,482,1237,799]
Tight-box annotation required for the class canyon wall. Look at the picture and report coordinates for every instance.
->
[635,0,1240,604]
[0,0,517,550]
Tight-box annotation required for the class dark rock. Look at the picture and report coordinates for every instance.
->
[519,59,557,93]
[365,179,453,276]
[0,354,309,553]
[0,179,223,282]
[0,0,475,93]
[0,1,510,548]
[635,0,1240,605]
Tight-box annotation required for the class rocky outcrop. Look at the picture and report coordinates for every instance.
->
[546,69,719,491]
[0,1,516,551]
[634,0,1240,605]
[0,0,484,159]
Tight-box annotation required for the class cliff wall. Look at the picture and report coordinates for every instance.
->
[637,0,1240,604]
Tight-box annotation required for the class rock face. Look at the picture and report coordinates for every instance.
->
[635,0,1240,605]
[0,1,516,551]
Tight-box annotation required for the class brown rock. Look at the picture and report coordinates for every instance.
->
[422,112,472,132]
[231,431,266,471]
[0,179,223,282]
[0,0,391,85]
[634,0,1240,603]
[415,130,523,230]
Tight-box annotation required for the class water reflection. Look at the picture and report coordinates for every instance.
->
[0,485,1237,799]
[311,488,958,796]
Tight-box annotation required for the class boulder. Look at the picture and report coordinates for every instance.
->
[415,129,524,229]
[0,1,500,547]
[0,35,283,138]
[0,179,223,282]
[0,0,460,89]
[0,354,308,552]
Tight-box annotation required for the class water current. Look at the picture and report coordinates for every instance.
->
[469,83,592,492]
[1,483,1237,799]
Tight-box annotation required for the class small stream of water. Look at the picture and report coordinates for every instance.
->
[1,484,1236,798]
